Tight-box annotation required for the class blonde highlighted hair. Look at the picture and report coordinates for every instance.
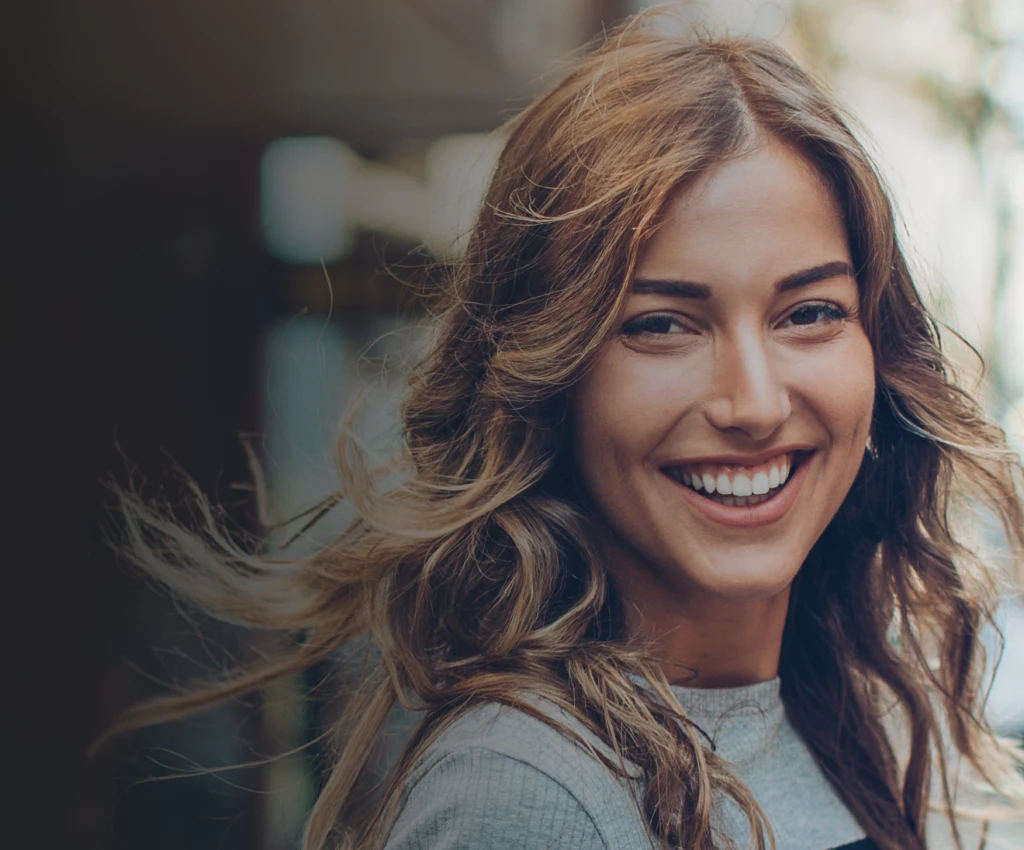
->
[105,11,1024,850]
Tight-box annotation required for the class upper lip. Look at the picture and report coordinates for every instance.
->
[659,444,817,469]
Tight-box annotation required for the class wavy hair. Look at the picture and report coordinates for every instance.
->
[104,11,1024,850]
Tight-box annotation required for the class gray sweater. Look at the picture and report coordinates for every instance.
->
[382,677,873,849]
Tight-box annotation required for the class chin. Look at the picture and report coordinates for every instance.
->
[680,553,802,602]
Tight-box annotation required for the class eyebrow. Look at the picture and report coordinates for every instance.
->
[632,260,856,299]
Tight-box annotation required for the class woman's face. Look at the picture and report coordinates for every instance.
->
[570,140,875,615]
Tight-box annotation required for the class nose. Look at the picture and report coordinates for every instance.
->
[704,328,791,440]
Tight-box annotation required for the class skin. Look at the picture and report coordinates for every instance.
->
[570,139,876,687]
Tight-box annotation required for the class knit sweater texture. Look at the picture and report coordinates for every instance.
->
[382,677,878,849]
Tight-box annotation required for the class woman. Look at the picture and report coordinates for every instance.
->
[108,10,1024,850]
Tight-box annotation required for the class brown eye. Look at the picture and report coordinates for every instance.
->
[621,314,691,337]
[781,303,849,328]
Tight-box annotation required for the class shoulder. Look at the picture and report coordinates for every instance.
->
[382,700,653,850]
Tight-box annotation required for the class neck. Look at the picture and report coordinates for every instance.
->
[648,593,789,687]
[612,564,791,689]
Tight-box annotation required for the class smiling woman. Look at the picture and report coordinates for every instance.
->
[106,9,1024,850]
[571,139,876,688]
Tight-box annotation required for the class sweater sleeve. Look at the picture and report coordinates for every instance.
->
[382,746,610,850]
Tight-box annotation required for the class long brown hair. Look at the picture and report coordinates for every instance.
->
[104,10,1024,850]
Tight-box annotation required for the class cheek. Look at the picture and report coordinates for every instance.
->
[800,332,875,448]
[571,367,637,475]
[571,353,701,464]
[839,335,876,432]
[571,367,656,501]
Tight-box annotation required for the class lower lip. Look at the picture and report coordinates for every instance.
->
[663,453,815,528]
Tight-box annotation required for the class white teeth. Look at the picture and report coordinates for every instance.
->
[724,492,774,508]
[665,452,801,500]
[732,474,752,497]
[751,471,769,495]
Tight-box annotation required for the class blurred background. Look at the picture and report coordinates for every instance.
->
[7,1,1024,848]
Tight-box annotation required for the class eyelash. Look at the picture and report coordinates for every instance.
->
[780,302,851,328]
[620,302,851,338]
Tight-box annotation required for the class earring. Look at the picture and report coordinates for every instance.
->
[865,433,877,459]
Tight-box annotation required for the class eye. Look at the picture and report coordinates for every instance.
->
[779,302,850,329]
[621,313,695,338]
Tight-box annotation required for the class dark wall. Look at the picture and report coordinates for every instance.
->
[12,121,278,850]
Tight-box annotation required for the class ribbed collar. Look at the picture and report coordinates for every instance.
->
[669,677,782,719]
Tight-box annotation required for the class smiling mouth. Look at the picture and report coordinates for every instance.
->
[661,450,813,508]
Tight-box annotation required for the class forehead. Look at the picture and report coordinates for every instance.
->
[677,140,836,215]
[637,141,850,287]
